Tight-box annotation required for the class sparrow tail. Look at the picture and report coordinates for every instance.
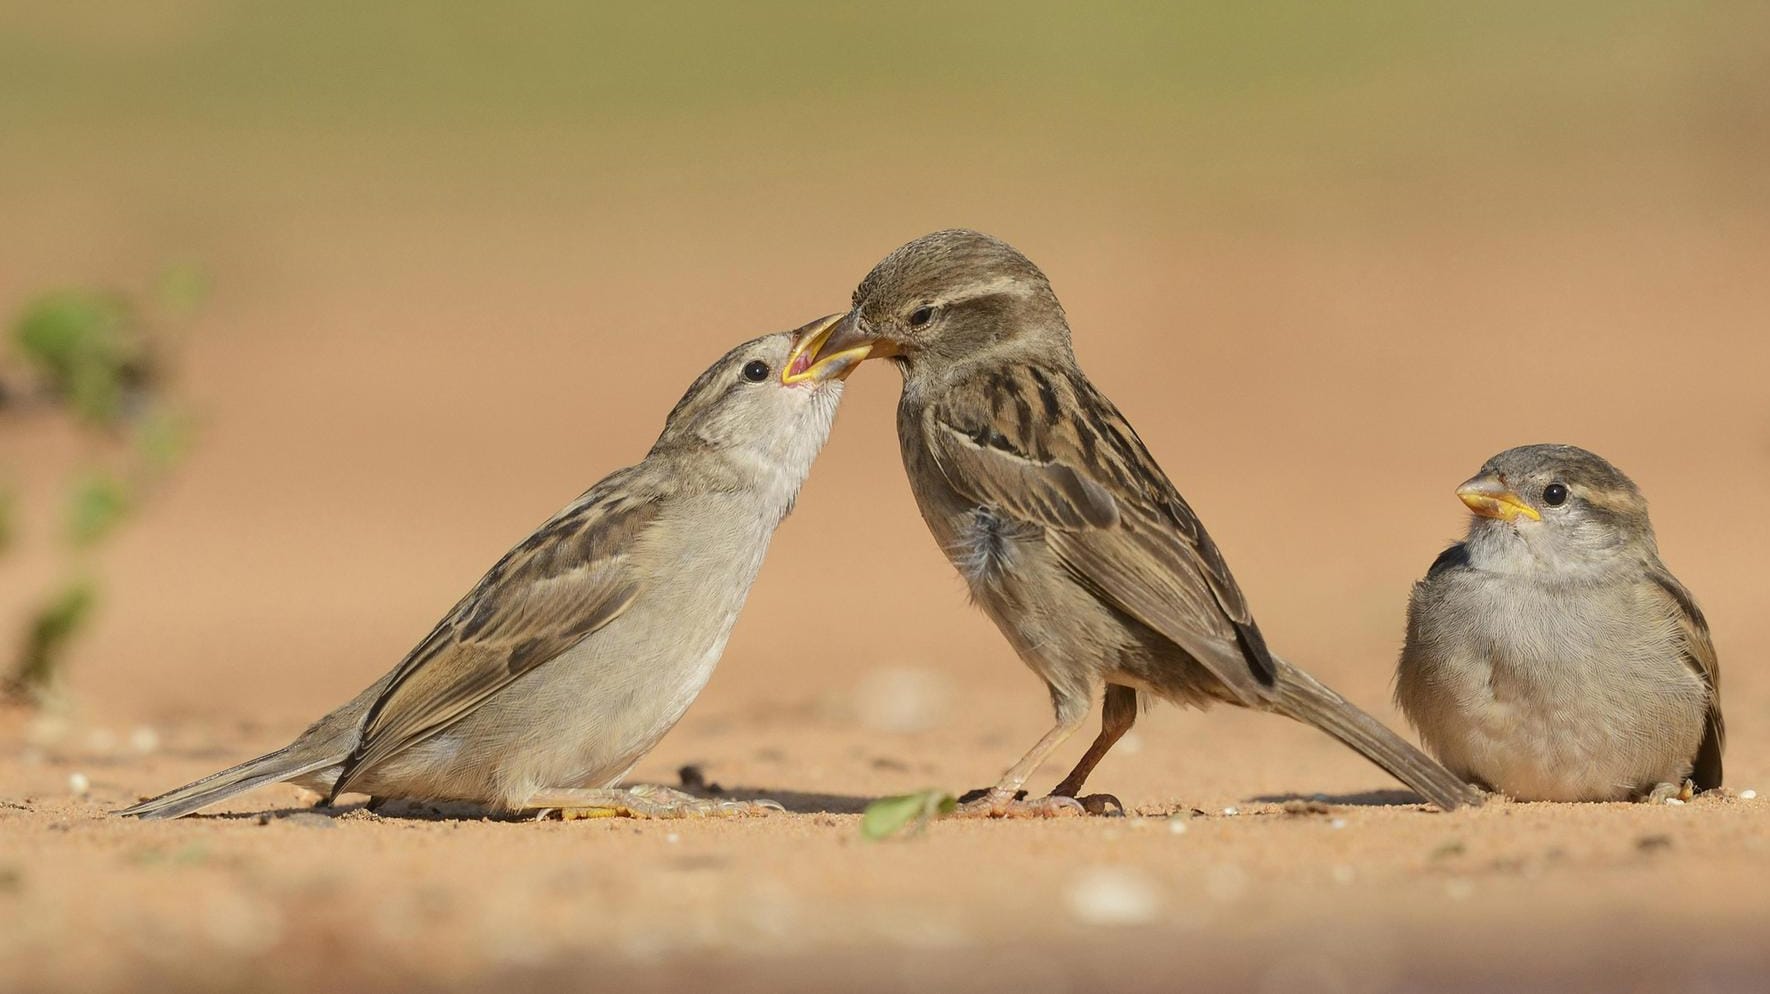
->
[1268,658,1483,811]
[114,744,345,820]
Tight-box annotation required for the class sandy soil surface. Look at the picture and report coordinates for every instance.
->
[4,13,1770,980]
[5,205,1768,992]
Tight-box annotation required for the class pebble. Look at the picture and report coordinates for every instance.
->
[1065,866,1161,925]
[1740,789,1757,801]
[853,666,951,734]
[67,772,90,796]
[1330,864,1356,885]
[1663,797,1686,807]
[1167,818,1189,836]
[1330,818,1348,830]
[1221,806,1239,816]
[665,833,680,844]
[128,726,161,753]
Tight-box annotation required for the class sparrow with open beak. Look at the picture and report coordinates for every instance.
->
[1396,444,1723,802]
[805,229,1480,815]
[120,316,862,820]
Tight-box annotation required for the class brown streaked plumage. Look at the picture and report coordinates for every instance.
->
[119,317,859,820]
[812,229,1481,814]
[1397,444,1723,801]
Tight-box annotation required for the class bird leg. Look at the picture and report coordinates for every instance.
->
[956,696,1090,819]
[527,784,783,820]
[1048,684,1137,815]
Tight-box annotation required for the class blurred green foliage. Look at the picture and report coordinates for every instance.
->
[14,290,146,426]
[13,580,97,698]
[2,273,200,704]
[860,789,957,840]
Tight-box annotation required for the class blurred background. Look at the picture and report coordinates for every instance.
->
[3,3,1768,991]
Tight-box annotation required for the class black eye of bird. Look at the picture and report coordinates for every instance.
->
[742,359,769,382]
[908,306,934,327]
[1542,483,1568,506]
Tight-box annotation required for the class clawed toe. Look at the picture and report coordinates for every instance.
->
[955,791,1084,819]
[1073,792,1125,816]
[1643,780,1696,804]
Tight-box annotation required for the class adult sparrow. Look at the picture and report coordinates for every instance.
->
[804,229,1480,814]
[120,316,865,819]
[1396,444,1723,802]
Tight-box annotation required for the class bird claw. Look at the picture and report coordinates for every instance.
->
[953,791,1084,819]
[1643,780,1696,805]
[1072,792,1125,817]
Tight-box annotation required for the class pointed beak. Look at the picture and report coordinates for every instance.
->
[1456,474,1541,522]
[783,310,901,386]
[780,312,870,385]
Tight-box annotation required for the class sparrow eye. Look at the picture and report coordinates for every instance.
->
[1542,483,1568,506]
[908,306,935,328]
[742,359,770,382]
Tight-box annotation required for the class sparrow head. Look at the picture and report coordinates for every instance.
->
[804,229,1072,377]
[1455,443,1656,576]
[654,314,856,479]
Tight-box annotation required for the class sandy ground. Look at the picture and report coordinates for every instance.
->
[4,11,1770,984]
[4,205,1768,991]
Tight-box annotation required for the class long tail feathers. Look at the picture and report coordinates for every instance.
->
[1270,659,1483,811]
[114,746,343,820]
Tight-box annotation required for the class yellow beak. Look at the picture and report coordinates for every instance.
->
[1456,475,1541,522]
[781,312,872,385]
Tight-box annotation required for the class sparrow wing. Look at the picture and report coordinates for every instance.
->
[922,364,1278,706]
[1647,567,1724,790]
[329,470,661,799]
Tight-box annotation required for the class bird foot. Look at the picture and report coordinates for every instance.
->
[1067,792,1125,817]
[953,789,1084,819]
[530,784,784,820]
[1643,780,1696,804]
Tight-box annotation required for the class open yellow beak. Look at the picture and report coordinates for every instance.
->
[1456,475,1541,522]
[781,312,872,385]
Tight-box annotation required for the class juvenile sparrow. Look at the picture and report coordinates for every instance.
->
[1395,444,1723,802]
[804,229,1480,814]
[119,316,865,819]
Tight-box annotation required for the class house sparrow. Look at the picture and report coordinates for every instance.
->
[119,315,865,819]
[804,229,1480,814]
[1396,444,1723,802]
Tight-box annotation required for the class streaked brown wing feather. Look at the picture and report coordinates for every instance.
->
[330,472,661,798]
[924,364,1277,705]
[1648,567,1724,789]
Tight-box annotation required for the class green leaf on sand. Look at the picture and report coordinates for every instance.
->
[860,790,957,840]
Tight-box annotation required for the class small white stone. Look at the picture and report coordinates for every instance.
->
[665,833,680,844]
[1166,818,1189,836]
[128,726,161,754]
[1221,806,1239,816]
[1066,867,1161,926]
[1739,789,1757,801]
[67,772,90,796]
[1330,864,1356,885]
[1330,818,1348,830]
[1663,797,1685,807]
[1116,731,1144,756]
[852,666,951,734]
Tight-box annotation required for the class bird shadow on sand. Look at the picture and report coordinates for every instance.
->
[1247,789,1433,808]
[174,785,875,824]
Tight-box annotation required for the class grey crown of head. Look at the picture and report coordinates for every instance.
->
[1483,443,1643,503]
